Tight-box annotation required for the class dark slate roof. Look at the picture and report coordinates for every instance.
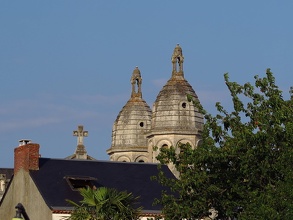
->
[29,158,175,212]
[64,154,96,160]
[0,168,13,179]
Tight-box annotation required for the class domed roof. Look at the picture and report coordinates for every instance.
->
[151,45,203,133]
[108,67,152,153]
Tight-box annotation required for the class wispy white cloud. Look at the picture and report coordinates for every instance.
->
[0,110,99,131]
[0,96,100,132]
[69,94,128,105]
[152,78,168,89]
[196,90,230,107]
[1,117,61,131]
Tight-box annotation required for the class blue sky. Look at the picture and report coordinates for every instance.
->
[1,1,292,167]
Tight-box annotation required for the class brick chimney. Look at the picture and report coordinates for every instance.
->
[14,140,40,174]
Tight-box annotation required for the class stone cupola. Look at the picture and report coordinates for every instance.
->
[107,67,152,162]
[147,44,204,162]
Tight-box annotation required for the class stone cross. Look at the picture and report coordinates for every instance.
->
[73,125,88,145]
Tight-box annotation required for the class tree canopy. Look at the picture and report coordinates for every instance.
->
[154,69,293,220]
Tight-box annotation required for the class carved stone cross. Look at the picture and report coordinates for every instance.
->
[73,125,88,145]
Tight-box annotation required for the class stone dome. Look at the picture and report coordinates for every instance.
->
[151,76,203,133]
[107,67,152,162]
[151,44,204,134]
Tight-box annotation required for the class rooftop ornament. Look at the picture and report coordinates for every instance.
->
[171,44,184,77]
[130,66,142,98]
[73,125,88,146]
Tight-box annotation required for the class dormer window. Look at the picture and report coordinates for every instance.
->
[65,176,98,191]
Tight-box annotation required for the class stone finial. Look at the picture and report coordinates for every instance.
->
[130,66,142,98]
[171,44,184,74]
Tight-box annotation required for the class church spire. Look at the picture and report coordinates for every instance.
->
[130,66,142,98]
[171,44,184,77]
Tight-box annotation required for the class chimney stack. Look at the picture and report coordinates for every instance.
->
[14,140,40,174]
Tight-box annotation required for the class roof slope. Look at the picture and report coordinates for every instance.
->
[29,158,174,212]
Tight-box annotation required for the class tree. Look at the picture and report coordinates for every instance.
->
[154,69,293,219]
[67,187,142,220]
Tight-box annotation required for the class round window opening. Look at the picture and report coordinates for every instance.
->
[138,160,144,163]
[182,102,187,108]
[139,122,144,127]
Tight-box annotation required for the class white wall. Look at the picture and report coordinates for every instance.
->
[52,214,161,220]
[52,213,71,220]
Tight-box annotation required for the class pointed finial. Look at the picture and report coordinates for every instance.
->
[130,66,142,98]
[133,66,141,75]
[171,44,184,75]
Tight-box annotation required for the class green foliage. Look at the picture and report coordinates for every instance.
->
[66,187,142,220]
[155,69,293,219]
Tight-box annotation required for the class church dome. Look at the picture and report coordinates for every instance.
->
[151,44,204,134]
[107,67,152,162]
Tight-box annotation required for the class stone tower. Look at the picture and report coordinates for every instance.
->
[107,67,152,162]
[147,44,204,162]
[108,45,203,165]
